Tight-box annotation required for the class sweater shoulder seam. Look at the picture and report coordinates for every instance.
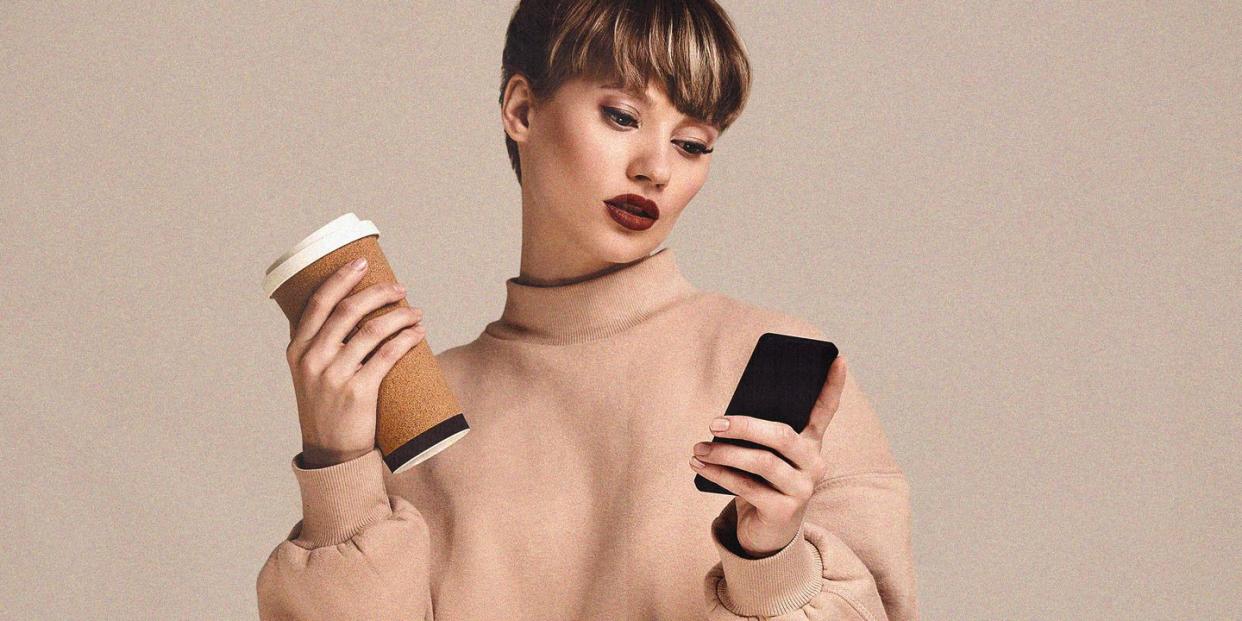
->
[814,469,906,491]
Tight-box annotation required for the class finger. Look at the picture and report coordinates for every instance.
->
[802,355,847,442]
[335,306,423,372]
[314,281,408,353]
[710,415,818,472]
[291,259,369,346]
[690,455,784,507]
[692,442,810,499]
[353,325,425,389]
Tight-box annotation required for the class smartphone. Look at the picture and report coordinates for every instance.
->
[694,332,838,495]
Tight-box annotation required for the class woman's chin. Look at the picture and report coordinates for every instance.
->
[586,233,664,264]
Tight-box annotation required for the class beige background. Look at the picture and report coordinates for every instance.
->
[2,2,1238,619]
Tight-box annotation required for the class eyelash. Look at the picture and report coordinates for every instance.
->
[603,107,714,156]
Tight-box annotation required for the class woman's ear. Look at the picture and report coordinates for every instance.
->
[501,74,535,143]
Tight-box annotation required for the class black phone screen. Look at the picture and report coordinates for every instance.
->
[694,332,838,495]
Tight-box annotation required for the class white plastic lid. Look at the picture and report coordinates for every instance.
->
[262,212,380,298]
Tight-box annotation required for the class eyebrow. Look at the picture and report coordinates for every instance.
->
[600,81,719,137]
[601,82,652,106]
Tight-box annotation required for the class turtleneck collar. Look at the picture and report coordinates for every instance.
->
[483,246,700,345]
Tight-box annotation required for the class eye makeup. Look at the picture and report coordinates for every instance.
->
[600,106,715,156]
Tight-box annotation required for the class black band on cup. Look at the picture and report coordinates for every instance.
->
[383,413,470,473]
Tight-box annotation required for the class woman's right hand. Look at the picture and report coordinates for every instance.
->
[285,258,426,468]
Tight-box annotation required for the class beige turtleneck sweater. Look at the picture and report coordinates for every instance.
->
[256,247,918,620]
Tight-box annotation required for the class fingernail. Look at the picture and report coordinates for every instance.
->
[351,257,367,270]
[710,418,729,432]
[693,442,710,456]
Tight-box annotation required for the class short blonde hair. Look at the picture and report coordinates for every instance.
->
[499,0,753,185]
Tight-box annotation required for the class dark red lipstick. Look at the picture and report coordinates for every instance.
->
[605,194,659,219]
[604,193,659,231]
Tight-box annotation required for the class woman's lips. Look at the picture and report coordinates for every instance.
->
[606,194,659,219]
[604,201,656,231]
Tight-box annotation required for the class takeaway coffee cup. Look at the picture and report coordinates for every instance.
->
[262,212,469,475]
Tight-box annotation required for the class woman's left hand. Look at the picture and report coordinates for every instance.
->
[690,355,848,558]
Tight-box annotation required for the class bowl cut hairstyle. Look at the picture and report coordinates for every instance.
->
[499,0,753,185]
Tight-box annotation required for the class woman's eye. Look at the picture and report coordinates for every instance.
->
[604,107,714,157]
[679,141,714,156]
[603,107,638,128]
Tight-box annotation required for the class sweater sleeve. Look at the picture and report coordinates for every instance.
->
[702,472,916,620]
[256,448,435,621]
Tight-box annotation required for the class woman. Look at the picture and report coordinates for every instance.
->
[259,1,918,619]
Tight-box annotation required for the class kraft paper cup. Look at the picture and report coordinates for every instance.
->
[263,213,469,475]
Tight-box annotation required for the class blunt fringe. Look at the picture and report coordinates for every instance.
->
[499,0,752,184]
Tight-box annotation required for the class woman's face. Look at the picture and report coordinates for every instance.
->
[502,73,720,283]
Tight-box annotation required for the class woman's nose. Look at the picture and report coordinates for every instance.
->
[629,146,671,188]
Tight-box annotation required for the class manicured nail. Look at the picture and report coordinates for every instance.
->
[710,418,729,432]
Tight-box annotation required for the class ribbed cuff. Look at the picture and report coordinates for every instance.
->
[289,448,392,548]
[710,501,823,617]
